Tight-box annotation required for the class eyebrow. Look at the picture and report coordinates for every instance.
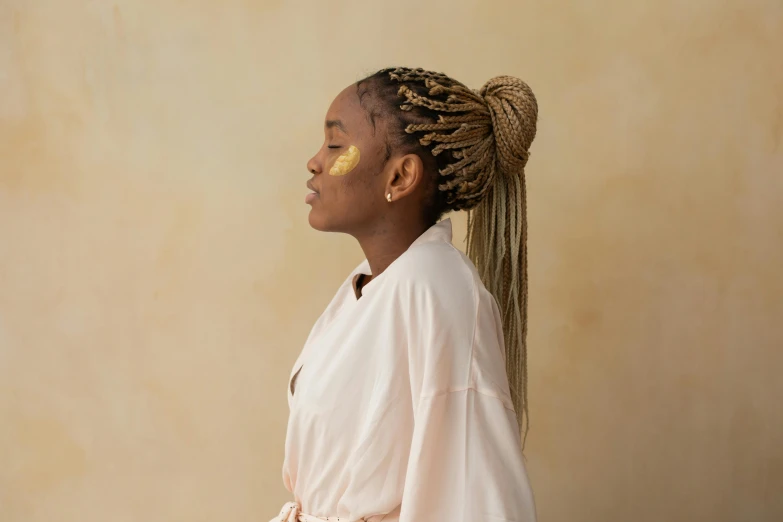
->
[325,119,348,133]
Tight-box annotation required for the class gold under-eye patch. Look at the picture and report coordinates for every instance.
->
[329,145,361,176]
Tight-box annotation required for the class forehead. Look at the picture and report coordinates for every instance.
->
[324,85,366,132]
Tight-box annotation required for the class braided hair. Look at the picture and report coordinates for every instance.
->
[357,67,538,444]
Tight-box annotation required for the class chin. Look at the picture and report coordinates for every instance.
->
[307,209,330,232]
[308,208,352,234]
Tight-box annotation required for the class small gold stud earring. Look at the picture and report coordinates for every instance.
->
[386,193,392,203]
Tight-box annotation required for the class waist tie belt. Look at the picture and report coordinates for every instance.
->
[273,501,363,522]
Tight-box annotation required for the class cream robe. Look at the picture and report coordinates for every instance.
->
[272,218,536,522]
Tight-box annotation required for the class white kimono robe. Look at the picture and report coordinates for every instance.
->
[272,219,536,522]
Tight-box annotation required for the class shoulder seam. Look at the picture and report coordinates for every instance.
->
[439,242,480,392]
[468,252,479,391]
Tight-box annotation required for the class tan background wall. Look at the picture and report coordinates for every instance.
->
[1,1,781,521]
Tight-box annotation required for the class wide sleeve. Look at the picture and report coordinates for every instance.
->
[398,390,537,522]
[397,248,537,522]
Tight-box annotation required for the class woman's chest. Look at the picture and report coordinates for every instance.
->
[290,298,410,423]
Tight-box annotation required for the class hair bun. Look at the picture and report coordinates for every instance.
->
[479,76,538,174]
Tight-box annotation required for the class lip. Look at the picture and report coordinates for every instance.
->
[305,180,319,205]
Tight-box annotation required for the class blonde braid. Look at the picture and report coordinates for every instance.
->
[382,68,538,445]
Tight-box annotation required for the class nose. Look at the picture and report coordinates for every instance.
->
[306,153,321,175]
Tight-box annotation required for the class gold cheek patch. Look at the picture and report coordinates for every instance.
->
[329,145,361,176]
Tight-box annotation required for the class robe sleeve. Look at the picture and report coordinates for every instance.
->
[398,390,537,522]
[398,254,537,522]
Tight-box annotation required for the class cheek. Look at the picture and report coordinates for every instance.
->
[329,145,361,176]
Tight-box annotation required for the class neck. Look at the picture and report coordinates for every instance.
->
[354,219,432,278]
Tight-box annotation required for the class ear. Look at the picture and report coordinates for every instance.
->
[386,153,426,201]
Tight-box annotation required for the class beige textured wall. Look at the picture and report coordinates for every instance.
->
[1,1,781,521]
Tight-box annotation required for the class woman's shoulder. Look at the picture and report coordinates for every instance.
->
[387,240,481,304]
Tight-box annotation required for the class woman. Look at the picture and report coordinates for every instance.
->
[273,67,538,522]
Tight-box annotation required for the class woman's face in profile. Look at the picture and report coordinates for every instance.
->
[305,85,390,234]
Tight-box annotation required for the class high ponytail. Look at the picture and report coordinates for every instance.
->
[467,76,537,445]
